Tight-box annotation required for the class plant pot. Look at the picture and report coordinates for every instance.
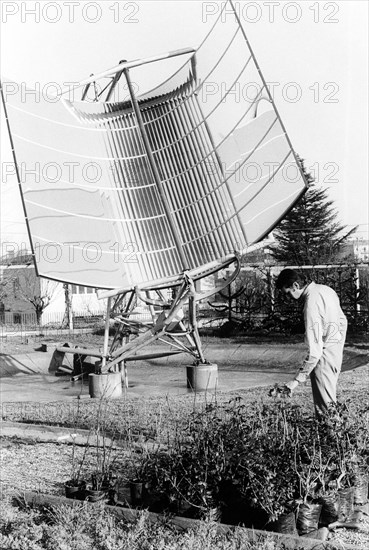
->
[89,372,123,399]
[85,488,107,503]
[319,492,339,526]
[64,480,86,500]
[269,511,297,535]
[353,473,368,505]
[296,502,322,535]
[337,487,354,521]
[129,480,144,506]
[186,363,218,392]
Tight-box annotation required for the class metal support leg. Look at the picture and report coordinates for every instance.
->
[101,297,112,371]
[189,295,205,363]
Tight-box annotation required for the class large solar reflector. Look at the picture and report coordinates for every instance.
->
[2,0,306,290]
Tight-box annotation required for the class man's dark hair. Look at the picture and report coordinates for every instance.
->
[275,269,305,290]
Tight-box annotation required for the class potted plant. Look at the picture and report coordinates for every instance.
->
[128,450,150,507]
[351,408,369,506]
[141,447,186,514]
[64,414,91,500]
[85,402,119,504]
[142,406,227,519]
[86,453,120,504]
[316,403,366,522]
[174,406,228,520]
[120,433,155,508]
[65,473,87,500]
[242,433,298,532]
[301,403,367,527]
[233,401,305,533]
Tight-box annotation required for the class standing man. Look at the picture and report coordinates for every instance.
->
[275,268,347,415]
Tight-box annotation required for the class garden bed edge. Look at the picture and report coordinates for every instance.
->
[14,491,360,550]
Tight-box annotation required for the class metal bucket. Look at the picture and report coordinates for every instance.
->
[89,372,123,399]
[186,363,218,392]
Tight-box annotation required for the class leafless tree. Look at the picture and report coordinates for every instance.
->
[13,268,59,324]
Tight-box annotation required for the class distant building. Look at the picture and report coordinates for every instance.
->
[0,252,105,325]
[0,264,39,324]
[354,239,369,263]
[335,241,356,262]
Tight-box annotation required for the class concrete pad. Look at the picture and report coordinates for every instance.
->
[0,343,367,404]
[0,344,73,377]
[0,350,56,377]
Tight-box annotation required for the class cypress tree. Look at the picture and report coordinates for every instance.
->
[271,158,356,265]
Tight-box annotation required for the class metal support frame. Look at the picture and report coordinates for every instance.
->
[59,48,195,98]
[81,59,127,103]
[57,256,241,381]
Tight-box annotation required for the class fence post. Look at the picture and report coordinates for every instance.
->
[266,266,274,315]
[356,267,361,313]
[101,298,112,370]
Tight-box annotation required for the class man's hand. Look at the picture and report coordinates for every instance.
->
[268,381,298,398]
[284,379,299,396]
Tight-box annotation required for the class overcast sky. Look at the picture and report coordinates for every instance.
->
[1,0,368,252]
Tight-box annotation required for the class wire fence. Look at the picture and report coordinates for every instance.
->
[0,310,102,328]
[1,265,368,339]
[0,310,101,342]
[203,264,369,335]
[0,308,153,341]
